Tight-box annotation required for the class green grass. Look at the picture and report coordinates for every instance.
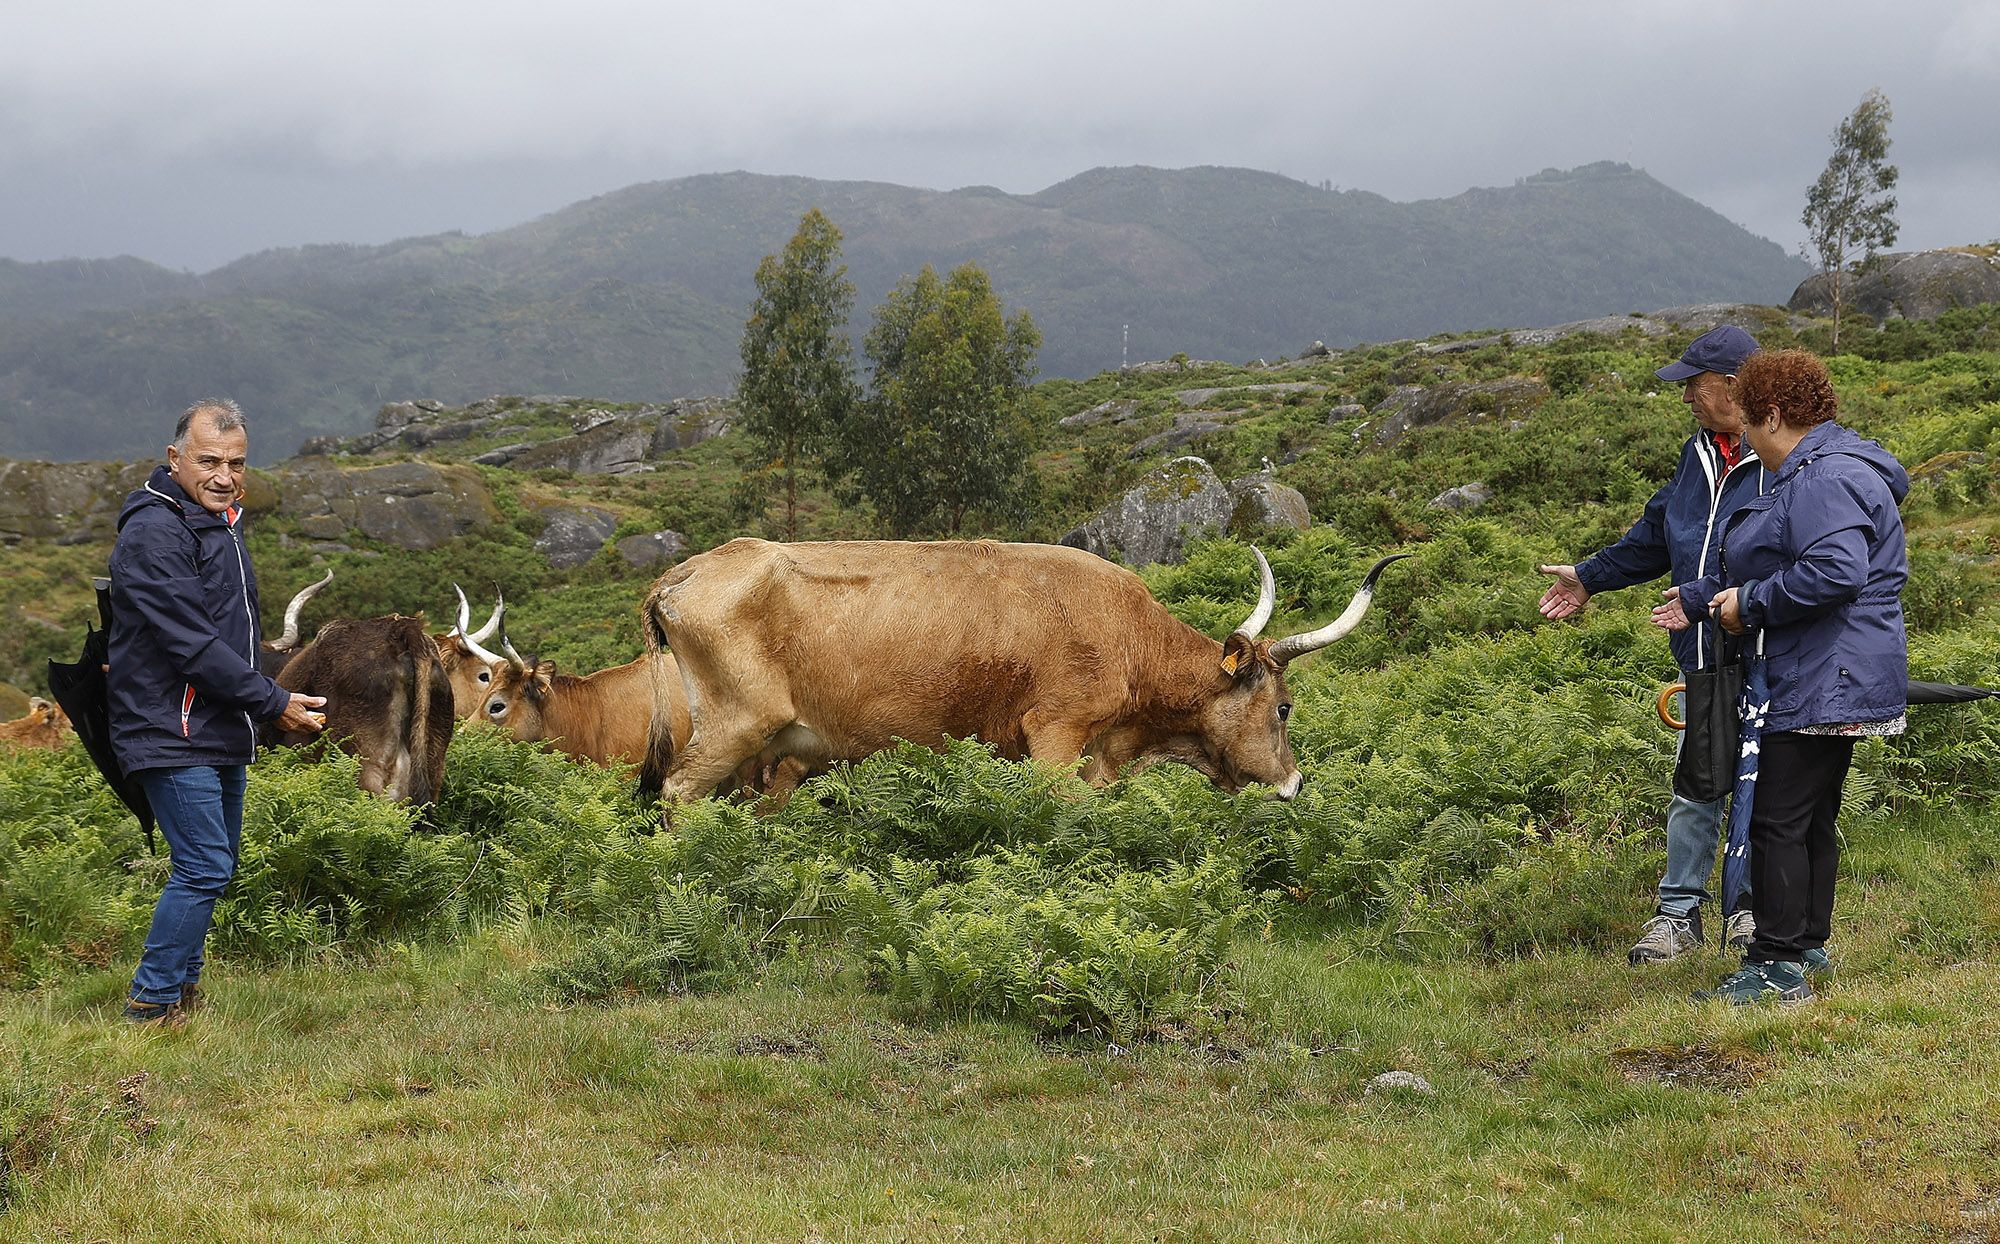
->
[5,807,1997,1244]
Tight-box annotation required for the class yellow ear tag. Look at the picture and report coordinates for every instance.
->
[1220,651,1242,675]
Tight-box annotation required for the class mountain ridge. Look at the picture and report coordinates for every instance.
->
[0,162,1810,460]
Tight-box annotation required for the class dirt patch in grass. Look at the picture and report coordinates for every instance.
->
[1610,1043,1767,1093]
[731,1033,824,1061]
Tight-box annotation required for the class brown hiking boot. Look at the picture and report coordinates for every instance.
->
[121,998,186,1028]
[177,983,204,1014]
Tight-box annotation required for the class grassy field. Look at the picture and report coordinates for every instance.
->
[5,803,1998,1244]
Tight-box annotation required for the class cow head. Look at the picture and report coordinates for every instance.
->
[1,696,73,750]
[1193,549,1409,800]
[437,585,506,716]
[475,608,556,740]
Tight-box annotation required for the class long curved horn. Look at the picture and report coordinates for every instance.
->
[1231,546,1277,641]
[452,584,507,666]
[271,569,334,651]
[496,605,529,674]
[469,589,505,644]
[1268,554,1412,665]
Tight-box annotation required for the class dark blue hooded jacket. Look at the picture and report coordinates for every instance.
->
[108,467,292,774]
[1680,422,1910,733]
[1575,430,1767,673]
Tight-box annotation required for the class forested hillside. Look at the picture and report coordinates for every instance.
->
[0,162,1808,461]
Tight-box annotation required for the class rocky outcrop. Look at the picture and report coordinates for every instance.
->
[1128,412,1243,458]
[1174,382,1326,406]
[1367,377,1550,447]
[1419,303,1793,356]
[534,505,619,569]
[1058,398,1141,429]
[1428,482,1493,511]
[1059,456,1311,567]
[302,394,736,470]
[277,460,502,551]
[0,459,155,545]
[1789,248,2000,322]
[615,529,687,570]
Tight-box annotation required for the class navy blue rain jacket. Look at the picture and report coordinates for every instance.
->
[108,467,292,774]
[1680,422,1910,733]
[1574,431,1767,673]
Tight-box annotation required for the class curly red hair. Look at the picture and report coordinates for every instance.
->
[1735,349,1838,429]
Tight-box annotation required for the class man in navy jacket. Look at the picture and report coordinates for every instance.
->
[1536,326,1766,964]
[108,399,325,1025]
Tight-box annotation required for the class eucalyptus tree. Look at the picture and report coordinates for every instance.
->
[1803,89,1899,351]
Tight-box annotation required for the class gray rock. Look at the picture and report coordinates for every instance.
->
[1371,378,1550,447]
[1366,1070,1435,1096]
[1129,414,1235,459]
[535,505,619,569]
[1060,456,1235,567]
[1428,482,1493,511]
[471,443,534,466]
[277,460,501,551]
[1059,398,1140,429]
[1176,382,1325,406]
[509,417,655,475]
[652,397,735,452]
[1325,403,1365,423]
[615,529,688,569]
[1789,248,2000,322]
[1227,473,1311,532]
[0,459,158,545]
[398,418,488,449]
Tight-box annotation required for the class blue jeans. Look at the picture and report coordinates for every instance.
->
[1657,715,1755,919]
[130,765,246,1005]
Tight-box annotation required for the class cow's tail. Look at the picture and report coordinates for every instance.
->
[396,619,445,810]
[636,583,675,803]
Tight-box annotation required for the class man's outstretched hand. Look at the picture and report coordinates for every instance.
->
[1536,564,1590,619]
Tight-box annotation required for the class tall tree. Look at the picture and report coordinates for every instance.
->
[737,209,859,540]
[1803,89,1899,351]
[835,263,1041,537]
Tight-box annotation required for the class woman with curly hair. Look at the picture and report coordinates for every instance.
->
[1662,348,1909,1004]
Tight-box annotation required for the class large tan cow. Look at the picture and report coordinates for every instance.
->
[479,621,808,796]
[0,697,72,751]
[638,538,1406,805]
[267,615,453,803]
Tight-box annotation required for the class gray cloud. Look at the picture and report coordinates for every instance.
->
[4,0,1994,270]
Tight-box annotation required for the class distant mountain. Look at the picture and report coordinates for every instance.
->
[0,162,1808,461]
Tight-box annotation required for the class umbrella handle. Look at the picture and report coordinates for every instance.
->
[1657,683,1687,730]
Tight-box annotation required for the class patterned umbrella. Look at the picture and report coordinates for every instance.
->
[1719,632,1769,928]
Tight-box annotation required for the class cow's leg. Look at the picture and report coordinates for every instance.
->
[663,716,778,804]
[1021,709,1094,774]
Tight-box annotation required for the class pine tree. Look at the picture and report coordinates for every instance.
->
[1803,89,1899,351]
[737,209,859,540]
[835,263,1041,537]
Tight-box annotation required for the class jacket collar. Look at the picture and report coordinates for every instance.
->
[142,465,240,527]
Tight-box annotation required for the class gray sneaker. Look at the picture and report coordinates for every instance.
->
[1628,910,1701,965]
[1723,909,1757,952]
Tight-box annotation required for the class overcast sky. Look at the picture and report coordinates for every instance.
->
[4,1,1995,272]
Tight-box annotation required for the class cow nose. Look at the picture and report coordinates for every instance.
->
[1275,771,1304,801]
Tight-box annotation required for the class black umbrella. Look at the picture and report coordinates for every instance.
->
[1907,680,2000,704]
[45,578,155,852]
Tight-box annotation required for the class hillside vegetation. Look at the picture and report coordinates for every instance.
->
[0,162,1809,460]
[4,306,1999,1238]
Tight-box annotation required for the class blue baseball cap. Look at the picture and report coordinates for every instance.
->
[1656,325,1759,382]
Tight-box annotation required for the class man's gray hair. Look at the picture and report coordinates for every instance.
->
[175,398,248,449]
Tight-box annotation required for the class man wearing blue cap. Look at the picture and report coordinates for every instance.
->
[1536,325,1766,964]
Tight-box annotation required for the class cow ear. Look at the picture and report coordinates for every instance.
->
[535,660,556,679]
[1220,633,1256,679]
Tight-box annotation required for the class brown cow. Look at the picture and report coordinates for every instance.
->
[639,539,1406,806]
[480,621,808,797]
[267,615,453,803]
[0,697,73,751]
